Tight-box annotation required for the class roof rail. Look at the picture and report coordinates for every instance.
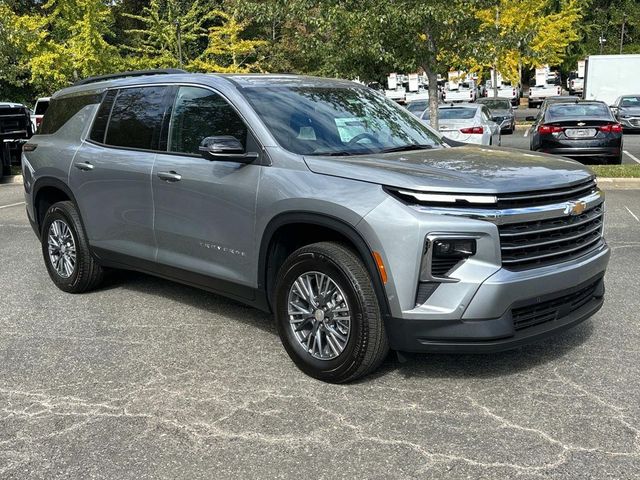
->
[73,69,187,86]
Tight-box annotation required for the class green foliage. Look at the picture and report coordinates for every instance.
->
[1,0,639,105]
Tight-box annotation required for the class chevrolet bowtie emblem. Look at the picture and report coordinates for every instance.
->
[565,201,587,216]
[577,122,586,126]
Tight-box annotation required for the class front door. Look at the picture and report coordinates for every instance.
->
[152,86,262,291]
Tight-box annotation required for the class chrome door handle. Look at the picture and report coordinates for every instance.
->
[74,161,94,171]
[157,171,182,182]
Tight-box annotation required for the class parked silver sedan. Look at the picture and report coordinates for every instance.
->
[421,103,501,146]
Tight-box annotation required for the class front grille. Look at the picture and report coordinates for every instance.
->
[512,277,602,331]
[496,178,597,209]
[499,204,604,270]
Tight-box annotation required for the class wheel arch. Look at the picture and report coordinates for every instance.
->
[258,212,391,319]
[32,177,79,238]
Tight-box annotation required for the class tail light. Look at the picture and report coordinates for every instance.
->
[557,87,561,95]
[469,91,473,98]
[512,89,516,96]
[460,126,484,134]
[35,117,42,128]
[538,125,564,134]
[600,123,623,133]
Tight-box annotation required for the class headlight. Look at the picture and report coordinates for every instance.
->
[433,239,477,258]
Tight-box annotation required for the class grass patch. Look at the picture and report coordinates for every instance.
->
[10,166,21,176]
[591,164,640,178]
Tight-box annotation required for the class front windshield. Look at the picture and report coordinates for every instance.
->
[478,99,510,110]
[621,96,640,107]
[242,86,441,156]
[438,108,476,120]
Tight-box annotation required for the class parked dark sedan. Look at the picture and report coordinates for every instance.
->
[528,100,623,164]
[476,97,515,134]
[611,95,640,132]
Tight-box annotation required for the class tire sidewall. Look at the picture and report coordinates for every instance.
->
[41,203,82,290]
[275,250,367,380]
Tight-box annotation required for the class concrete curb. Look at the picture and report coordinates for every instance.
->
[0,175,23,185]
[596,178,640,189]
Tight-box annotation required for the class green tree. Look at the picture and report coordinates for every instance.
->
[190,10,267,72]
[473,0,582,93]
[11,0,121,93]
[122,0,213,69]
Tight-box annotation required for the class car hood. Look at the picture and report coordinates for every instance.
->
[303,146,593,193]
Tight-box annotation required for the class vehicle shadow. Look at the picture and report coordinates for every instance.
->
[367,320,594,382]
[101,269,276,336]
[100,269,595,382]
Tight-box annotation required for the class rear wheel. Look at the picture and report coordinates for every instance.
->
[41,201,103,293]
[274,242,389,383]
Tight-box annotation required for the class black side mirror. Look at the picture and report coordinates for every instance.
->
[199,135,258,164]
[525,116,536,122]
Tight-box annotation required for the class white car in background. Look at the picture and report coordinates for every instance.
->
[421,103,501,146]
[30,97,50,131]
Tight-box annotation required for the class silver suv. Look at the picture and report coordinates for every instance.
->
[22,70,610,382]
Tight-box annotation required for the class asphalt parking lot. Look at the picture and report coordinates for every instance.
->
[1,180,640,479]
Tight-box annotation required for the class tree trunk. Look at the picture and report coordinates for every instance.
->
[492,65,498,98]
[424,67,439,130]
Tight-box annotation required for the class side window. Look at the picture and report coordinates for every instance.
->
[89,90,117,143]
[104,86,169,150]
[168,86,248,155]
[39,93,101,135]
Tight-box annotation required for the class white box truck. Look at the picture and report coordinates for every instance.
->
[583,54,640,105]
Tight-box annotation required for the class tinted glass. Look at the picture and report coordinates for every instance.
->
[242,86,441,156]
[168,87,247,155]
[407,101,428,116]
[39,93,101,135]
[89,90,117,143]
[478,99,511,110]
[105,86,168,150]
[547,103,610,119]
[620,97,640,107]
[438,108,476,120]
[34,100,49,115]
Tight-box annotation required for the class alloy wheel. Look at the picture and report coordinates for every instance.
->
[287,271,351,360]
[47,219,76,278]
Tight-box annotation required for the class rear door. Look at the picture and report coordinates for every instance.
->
[151,85,262,290]
[70,85,172,260]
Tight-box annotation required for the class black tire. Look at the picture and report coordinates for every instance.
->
[41,201,103,293]
[274,242,389,383]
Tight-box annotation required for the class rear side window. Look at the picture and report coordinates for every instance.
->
[104,86,170,150]
[89,90,117,143]
[167,86,247,155]
[39,93,101,135]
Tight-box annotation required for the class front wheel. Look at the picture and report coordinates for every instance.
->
[274,242,389,383]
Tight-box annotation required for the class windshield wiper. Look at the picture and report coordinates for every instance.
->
[377,144,434,154]
[308,150,369,157]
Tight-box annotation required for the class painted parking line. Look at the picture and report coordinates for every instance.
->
[0,202,25,210]
[624,150,640,164]
[625,206,640,223]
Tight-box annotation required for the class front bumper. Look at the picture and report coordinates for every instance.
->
[385,243,610,353]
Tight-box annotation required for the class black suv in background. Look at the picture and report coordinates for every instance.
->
[1,102,33,177]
